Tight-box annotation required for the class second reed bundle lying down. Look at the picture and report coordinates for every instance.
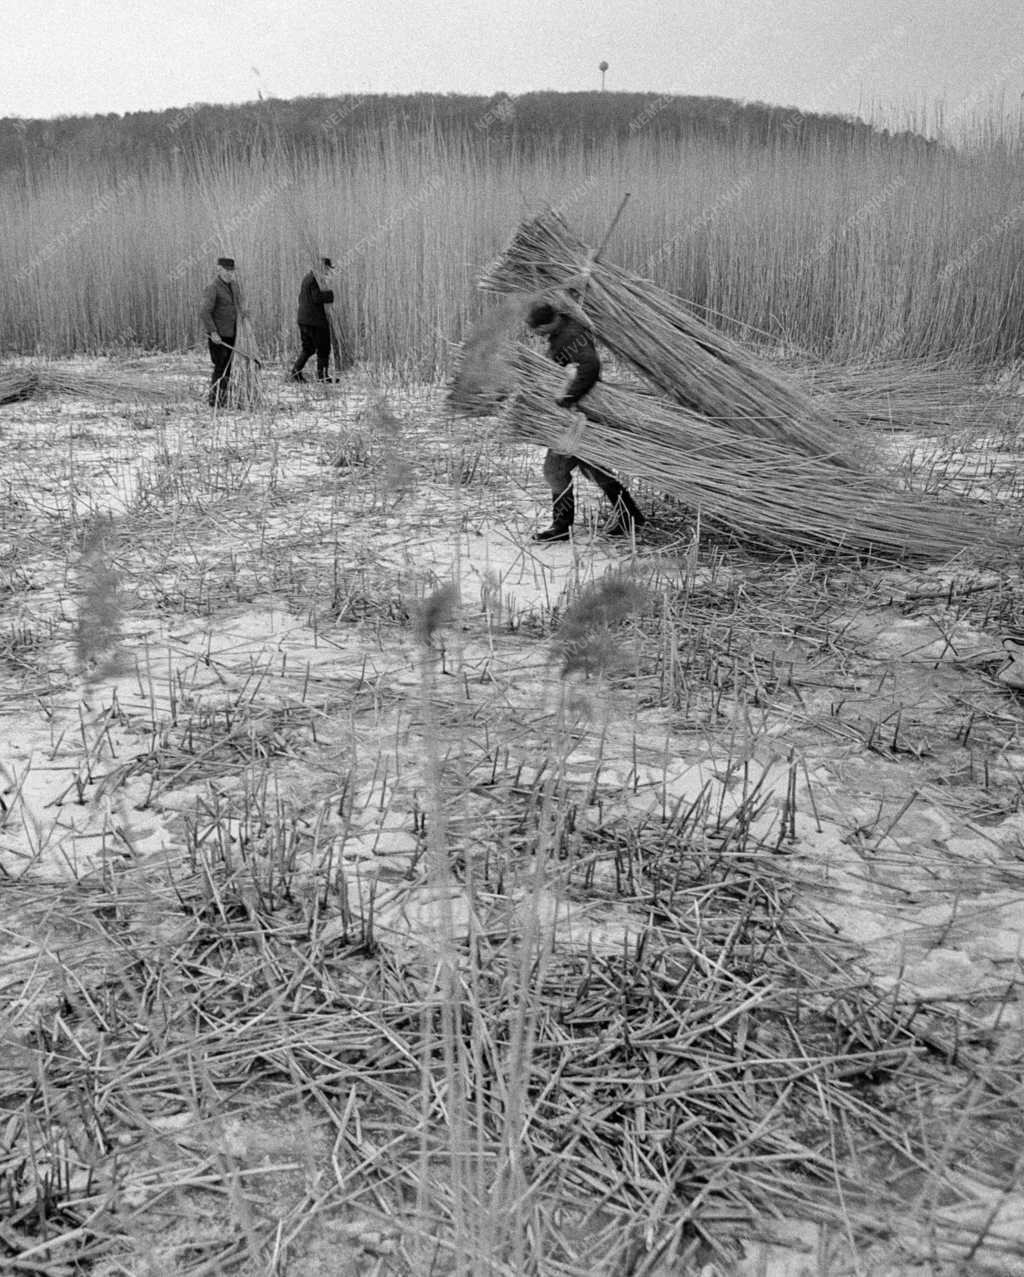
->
[509,345,1011,561]
[482,210,860,466]
[0,364,181,406]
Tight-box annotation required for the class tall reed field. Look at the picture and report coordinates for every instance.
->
[3,113,1024,371]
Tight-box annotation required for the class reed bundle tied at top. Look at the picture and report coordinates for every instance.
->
[225,277,263,410]
[481,209,860,466]
[508,345,1012,561]
[228,321,262,409]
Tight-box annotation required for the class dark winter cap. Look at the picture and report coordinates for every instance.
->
[321,257,333,268]
[526,301,557,328]
[216,256,236,269]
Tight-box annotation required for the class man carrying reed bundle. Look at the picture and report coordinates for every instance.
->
[485,212,857,467]
[525,300,645,543]
[199,256,241,407]
[290,257,338,383]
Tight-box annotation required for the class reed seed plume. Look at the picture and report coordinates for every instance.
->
[353,395,417,496]
[553,572,649,678]
[357,395,404,439]
[383,452,416,496]
[415,583,459,646]
[74,524,124,678]
[448,296,529,416]
[328,428,371,468]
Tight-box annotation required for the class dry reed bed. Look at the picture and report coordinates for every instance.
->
[506,346,1018,562]
[4,800,1022,1276]
[2,367,1023,1274]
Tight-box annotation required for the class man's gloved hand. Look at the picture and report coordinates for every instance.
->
[555,396,575,409]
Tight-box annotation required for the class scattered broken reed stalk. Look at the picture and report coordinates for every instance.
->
[506,344,1017,561]
[480,209,861,465]
[9,816,1019,1273]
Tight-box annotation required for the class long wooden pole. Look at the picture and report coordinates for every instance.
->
[577,192,631,309]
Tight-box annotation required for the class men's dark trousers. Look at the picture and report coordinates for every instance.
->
[542,449,643,529]
[208,337,235,406]
[293,324,332,379]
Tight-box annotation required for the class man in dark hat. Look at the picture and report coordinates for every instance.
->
[525,300,645,543]
[199,256,240,407]
[290,257,339,383]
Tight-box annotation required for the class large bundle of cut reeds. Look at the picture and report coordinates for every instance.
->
[0,363,179,407]
[509,345,1015,561]
[481,210,860,465]
[0,368,44,404]
[324,284,353,373]
[788,357,996,433]
[226,314,263,409]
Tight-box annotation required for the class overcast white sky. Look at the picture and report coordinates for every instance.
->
[2,0,1022,125]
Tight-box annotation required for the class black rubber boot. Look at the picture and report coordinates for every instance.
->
[532,489,574,543]
[533,526,571,543]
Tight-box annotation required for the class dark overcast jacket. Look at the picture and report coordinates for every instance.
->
[297,271,335,328]
[199,277,239,341]
[546,313,600,404]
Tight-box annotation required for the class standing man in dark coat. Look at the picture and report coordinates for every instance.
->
[290,257,337,382]
[525,300,645,543]
[199,256,240,407]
